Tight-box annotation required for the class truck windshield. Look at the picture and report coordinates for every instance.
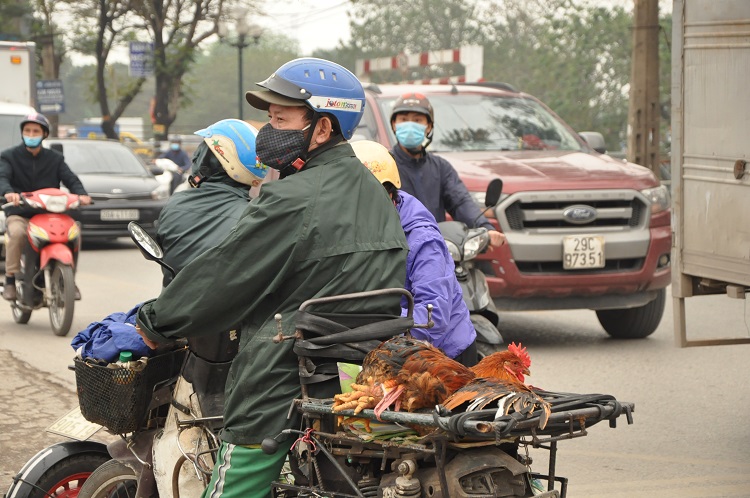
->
[0,115,24,151]
[379,94,584,153]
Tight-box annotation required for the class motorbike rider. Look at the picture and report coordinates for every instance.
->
[159,135,191,193]
[156,119,270,287]
[389,92,506,248]
[0,112,92,301]
[135,57,408,498]
[353,140,477,367]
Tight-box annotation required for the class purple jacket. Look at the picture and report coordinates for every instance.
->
[397,191,476,358]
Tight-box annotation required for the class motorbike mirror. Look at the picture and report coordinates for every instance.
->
[485,178,503,207]
[128,221,176,277]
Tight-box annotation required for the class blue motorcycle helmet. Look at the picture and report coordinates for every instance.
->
[191,119,269,187]
[245,58,365,140]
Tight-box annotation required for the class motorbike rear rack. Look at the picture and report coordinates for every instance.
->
[297,390,633,443]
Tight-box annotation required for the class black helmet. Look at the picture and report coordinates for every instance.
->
[20,112,51,138]
[390,92,434,125]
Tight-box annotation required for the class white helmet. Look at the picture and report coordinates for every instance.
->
[194,119,269,187]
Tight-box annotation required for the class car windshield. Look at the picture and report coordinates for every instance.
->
[0,115,25,151]
[379,94,583,153]
[50,141,149,176]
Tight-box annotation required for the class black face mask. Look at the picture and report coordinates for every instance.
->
[255,123,310,178]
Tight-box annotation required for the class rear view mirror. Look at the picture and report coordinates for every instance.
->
[50,143,64,154]
[128,221,176,277]
[485,178,503,207]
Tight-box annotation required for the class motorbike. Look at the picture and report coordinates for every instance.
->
[4,222,232,498]
[2,188,83,336]
[439,178,504,357]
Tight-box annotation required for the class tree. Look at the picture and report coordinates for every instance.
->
[133,0,251,140]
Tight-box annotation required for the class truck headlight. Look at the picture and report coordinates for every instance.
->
[641,185,670,214]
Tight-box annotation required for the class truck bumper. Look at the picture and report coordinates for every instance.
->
[484,224,672,311]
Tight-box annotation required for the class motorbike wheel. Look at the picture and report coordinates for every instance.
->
[77,460,137,498]
[26,453,111,498]
[12,302,32,324]
[49,264,75,336]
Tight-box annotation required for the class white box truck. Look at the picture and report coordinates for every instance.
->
[0,41,37,151]
[671,0,750,346]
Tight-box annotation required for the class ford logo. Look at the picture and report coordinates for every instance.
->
[562,205,597,224]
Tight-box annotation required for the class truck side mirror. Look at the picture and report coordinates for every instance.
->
[579,131,607,154]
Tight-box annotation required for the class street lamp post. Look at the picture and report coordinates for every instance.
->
[220,10,262,121]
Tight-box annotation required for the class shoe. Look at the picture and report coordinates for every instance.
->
[75,285,81,301]
[2,284,16,301]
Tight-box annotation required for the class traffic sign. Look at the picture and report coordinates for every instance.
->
[36,79,65,114]
[129,41,154,78]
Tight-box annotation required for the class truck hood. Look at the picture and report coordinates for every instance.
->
[434,150,661,193]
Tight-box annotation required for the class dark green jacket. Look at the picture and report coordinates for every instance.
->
[137,142,408,444]
[155,176,250,287]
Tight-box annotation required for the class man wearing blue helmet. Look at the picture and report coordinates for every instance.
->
[135,58,408,498]
[155,119,269,287]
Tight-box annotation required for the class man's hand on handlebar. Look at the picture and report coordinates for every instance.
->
[78,195,92,206]
[488,230,506,247]
[4,192,21,206]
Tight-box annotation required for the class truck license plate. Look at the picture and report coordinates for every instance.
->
[563,235,605,270]
[100,209,139,221]
[46,406,102,441]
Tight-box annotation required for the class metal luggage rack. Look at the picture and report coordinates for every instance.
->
[298,390,634,445]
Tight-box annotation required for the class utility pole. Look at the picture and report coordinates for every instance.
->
[627,0,660,178]
[39,33,59,137]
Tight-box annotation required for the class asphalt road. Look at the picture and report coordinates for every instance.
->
[1,240,749,497]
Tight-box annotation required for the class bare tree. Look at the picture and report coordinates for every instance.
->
[134,0,248,140]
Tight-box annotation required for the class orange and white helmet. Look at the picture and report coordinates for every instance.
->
[194,119,268,187]
[350,140,401,189]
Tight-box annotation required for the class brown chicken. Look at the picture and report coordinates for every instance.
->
[332,337,535,424]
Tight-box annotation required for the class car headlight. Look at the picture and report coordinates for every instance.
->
[445,240,461,262]
[152,183,170,200]
[641,184,670,214]
[464,231,489,260]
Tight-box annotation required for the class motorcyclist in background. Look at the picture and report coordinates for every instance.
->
[389,92,505,248]
[155,119,270,287]
[353,140,477,367]
[0,112,92,301]
[159,136,191,193]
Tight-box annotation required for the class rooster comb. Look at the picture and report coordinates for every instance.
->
[508,342,531,368]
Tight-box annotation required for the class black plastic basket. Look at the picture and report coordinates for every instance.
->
[74,347,188,434]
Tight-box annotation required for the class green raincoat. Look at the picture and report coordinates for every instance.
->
[137,142,408,444]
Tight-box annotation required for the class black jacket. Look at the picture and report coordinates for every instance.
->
[0,143,88,218]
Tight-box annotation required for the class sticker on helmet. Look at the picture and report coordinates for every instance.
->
[307,96,362,113]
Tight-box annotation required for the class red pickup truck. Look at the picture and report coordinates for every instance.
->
[354,82,671,339]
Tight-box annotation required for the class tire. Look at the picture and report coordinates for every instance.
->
[26,453,111,498]
[596,288,666,339]
[49,264,76,336]
[12,302,32,324]
[77,460,137,498]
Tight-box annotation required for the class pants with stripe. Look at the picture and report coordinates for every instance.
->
[201,441,292,498]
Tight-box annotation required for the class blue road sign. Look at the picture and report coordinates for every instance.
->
[36,80,65,114]
[129,41,154,78]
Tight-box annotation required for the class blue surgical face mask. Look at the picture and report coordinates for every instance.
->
[395,121,427,150]
[170,143,180,151]
[23,135,43,148]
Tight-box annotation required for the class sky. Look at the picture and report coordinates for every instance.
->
[258,0,351,55]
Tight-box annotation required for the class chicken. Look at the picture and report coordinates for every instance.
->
[332,337,536,426]
[442,377,551,429]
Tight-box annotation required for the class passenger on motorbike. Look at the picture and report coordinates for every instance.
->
[135,58,408,498]
[353,140,478,366]
[0,112,92,301]
[156,119,270,287]
[389,93,506,247]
